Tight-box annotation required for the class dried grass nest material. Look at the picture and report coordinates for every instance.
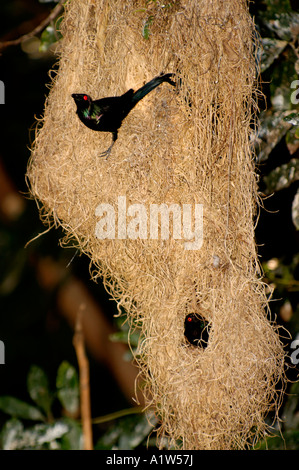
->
[27,0,286,449]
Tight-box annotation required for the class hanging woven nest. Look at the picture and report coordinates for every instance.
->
[27,0,286,449]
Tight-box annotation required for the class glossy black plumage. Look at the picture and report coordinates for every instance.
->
[184,313,210,348]
[72,73,175,158]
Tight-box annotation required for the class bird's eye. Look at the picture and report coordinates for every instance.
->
[187,316,193,322]
[83,95,88,101]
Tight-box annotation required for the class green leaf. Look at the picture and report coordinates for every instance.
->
[283,112,299,126]
[257,1,299,42]
[27,365,53,417]
[256,110,293,162]
[263,158,299,194]
[142,15,154,40]
[264,12,299,42]
[39,19,62,52]
[0,418,24,450]
[0,396,45,421]
[260,38,287,73]
[59,417,83,450]
[118,412,156,450]
[56,361,79,415]
[95,411,156,450]
[109,330,140,347]
[1,418,69,450]
[27,421,69,449]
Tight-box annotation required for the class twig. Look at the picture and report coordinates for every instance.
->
[0,0,64,52]
[73,304,93,450]
[92,406,144,425]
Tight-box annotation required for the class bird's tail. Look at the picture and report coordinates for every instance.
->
[131,73,175,105]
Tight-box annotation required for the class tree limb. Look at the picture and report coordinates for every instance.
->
[0,0,64,52]
[73,304,93,451]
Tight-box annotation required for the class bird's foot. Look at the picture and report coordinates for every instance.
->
[99,146,113,160]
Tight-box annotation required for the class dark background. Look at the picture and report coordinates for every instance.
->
[0,0,298,449]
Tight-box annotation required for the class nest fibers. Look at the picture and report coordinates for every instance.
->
[27,0,286,449]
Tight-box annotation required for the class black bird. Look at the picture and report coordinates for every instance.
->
[71,73,175,159]
[184,313,210,348]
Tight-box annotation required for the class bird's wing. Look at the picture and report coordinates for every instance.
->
[92,99,112,114]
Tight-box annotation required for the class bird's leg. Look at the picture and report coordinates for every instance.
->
[99,131,118,159]
[98,141,114,159]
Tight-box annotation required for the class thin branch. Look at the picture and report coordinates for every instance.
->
[92,406,144,425]
[0,0,64,52]
[73,304,93,451]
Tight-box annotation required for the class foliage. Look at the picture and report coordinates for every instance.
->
[39,18,63,52]
[0,361,156,450]
[249,0,299,450]
[0,362,81,449]
[95,411,157,450]
[254,0,299,225]
[109,316,142,362]
[0,0,298,451]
